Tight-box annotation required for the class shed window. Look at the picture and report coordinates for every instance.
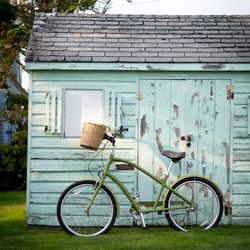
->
[65,90,103,137]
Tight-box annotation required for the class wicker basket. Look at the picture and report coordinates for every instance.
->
[80,123,108,150]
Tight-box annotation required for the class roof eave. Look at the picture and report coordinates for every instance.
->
[25,62,250,72]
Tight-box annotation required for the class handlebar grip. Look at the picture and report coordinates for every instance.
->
[120,126,129,132]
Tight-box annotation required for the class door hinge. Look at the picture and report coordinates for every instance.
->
[136,92,143,100]
[227,85,234,100]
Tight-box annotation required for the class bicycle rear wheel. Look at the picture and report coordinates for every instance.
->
[57,180,117,236]
[164,176,223,232]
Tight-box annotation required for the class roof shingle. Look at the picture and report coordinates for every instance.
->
[25,13,250,63]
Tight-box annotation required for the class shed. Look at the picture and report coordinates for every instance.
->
[25,13,250,226]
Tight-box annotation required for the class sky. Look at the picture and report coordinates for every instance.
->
[108,0,250,15]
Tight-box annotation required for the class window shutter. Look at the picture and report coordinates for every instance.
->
[44,90,62,135]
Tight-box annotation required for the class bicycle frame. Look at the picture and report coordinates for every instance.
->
[87,154,194,216]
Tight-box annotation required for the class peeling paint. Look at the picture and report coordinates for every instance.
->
[210,86,213,96]
[215,110,219,119]
[202,166,206,176]
[202,63,225,70]
[224,201,232,216]
[199,185,209,198]
[187,161,194,169]
[222,142,230,184]
[173,104,179,119]
[155,166,163,178]
[191,92,198,105]
[202,150,206,165]
[173,127,181,146]
[155,128,163,153]
[140,115,147,138]
[173,127,180,138]
[146,65,157,71]
[224,188,231,201]
[202,97,209,114]
[191,150,195,160]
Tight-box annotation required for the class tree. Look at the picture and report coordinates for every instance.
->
[0,0,132,94]
[0,0,132,190]
[0,93,28,190]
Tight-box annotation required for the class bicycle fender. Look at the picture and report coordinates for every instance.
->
[80,179,120,218]
[162,174,223,207]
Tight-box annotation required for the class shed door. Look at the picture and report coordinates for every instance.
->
[138,79,232,205]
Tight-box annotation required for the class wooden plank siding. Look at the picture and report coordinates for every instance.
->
[232,81,250,225]
[27,72,137,226]
[27,70,250,226]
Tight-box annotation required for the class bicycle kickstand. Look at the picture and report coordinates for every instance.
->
[140,212,147,229]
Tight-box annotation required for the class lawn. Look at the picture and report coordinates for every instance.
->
[0,191,250,250]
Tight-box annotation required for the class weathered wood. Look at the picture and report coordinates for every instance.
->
[234,105,248,116]
[30,192,129,205]
[234,115,248,127]
[233,172,250,182]
[30,148,135,160]
[31,137,135,149]
[25,62,250,72]
[232,217,250,225]
[233,162,250,171]
[234,127,249,138]
[248,96,250,134]
[27,215,133,226]
[234,150,250,161]
[30,181,134,194]
[233,184,250,194]
[138,79,155,201]
[30,171,134,182]
[234,94,249,105]
[233,195,250,205]
[29,203,131,215]
[27,67,250,226]
[233,206,250,217]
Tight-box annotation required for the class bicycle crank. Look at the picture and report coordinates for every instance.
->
[130,205,147,221]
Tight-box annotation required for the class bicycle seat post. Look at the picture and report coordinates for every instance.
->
[165,161,174,176]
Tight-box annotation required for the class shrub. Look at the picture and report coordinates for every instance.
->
[0,93,28,190]
[0,130,27,190]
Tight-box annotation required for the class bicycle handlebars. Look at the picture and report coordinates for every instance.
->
[102,126,129,146]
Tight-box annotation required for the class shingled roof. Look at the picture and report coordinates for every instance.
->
[25,13,250,63]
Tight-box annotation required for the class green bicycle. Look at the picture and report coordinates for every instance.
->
[57,126,224,237]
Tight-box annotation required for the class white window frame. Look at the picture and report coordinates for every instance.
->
[64,89,104,138]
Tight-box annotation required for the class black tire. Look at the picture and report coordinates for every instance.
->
[57,180,117,236]
[164,176,223,232]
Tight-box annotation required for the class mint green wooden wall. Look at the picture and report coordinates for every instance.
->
[26,66,250,226]
[232,80,250,224]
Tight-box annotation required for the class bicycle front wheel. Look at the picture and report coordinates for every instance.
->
[164,176,223,232]
[57,180,117,237]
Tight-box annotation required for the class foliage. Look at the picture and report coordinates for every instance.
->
[0,93,28,190]
[0,0,132,91]
[0,93,28,131]
[0,0,18,23]
[0,131,27,190]
[0,0,131,189]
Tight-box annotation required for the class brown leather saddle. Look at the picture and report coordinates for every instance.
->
[161,150,186,163]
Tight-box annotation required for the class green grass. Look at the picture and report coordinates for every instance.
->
[1,191,250,250]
